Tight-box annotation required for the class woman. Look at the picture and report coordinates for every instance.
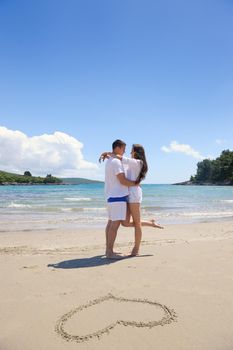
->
[100,144,163,256]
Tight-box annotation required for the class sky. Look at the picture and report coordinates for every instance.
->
[0,0,233,183]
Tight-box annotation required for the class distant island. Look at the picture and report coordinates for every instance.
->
[174,150,233,186]
[0,170,102,185]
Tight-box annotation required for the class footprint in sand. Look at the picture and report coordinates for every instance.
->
[20,265,39,270]
[55,294,177,343]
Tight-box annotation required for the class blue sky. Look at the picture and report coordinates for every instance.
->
[0,0,232,183]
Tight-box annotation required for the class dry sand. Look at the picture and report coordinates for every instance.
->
[0,221,233,350]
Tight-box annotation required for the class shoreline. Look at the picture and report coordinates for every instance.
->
[0,215,233,234]
[1,221,233,349]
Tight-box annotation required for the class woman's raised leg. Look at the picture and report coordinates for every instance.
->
[141,219,164,229]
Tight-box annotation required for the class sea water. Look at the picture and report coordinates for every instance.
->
[0,184,233,232]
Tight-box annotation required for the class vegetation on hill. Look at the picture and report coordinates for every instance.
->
[61,178,103,185]
[189,150,233,185]
[0,171,103,185]
[0,170,62,185]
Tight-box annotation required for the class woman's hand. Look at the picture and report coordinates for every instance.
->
[98,152,123,163]
[98,152,112,163]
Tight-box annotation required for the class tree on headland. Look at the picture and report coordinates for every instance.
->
[191,150,233,185]
[43,174,61,184]
[195,159,213,182]
[24,171,32,176]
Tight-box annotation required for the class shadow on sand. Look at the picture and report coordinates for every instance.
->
[47,254,153,269]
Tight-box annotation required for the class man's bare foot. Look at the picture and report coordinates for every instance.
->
[105,252,124,259]
[151,219,164,229]
[105,250,123,259]
[105,250,122,256]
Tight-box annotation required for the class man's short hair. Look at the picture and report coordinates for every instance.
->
[112,139,126,150]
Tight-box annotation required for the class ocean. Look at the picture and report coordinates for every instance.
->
[0,184,233,232]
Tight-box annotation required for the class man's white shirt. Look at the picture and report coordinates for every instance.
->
[104,157,129,199]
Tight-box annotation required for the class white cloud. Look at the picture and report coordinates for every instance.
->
[161,141,205,160]
[215,139,227,145]
[0,126,98,177]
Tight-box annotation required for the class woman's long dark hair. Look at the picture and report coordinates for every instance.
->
[132,144,148,183]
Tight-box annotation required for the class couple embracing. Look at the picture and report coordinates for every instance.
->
[100,139,163,259]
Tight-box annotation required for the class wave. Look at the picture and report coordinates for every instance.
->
[142,205,187,211]
[220,200,233,203]
[169,211,233,218]
[64,197,91,201]
[60,207,106,212]
[83,207,106,212]
[8,202,33,208]
[60,208,73,212]
[142,206,162,210]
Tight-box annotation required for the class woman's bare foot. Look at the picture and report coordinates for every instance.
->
[130,247,139,256]
[151,219,164,229]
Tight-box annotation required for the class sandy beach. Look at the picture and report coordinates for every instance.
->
[0,221,233,350]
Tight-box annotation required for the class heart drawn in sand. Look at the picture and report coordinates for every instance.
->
[55,294,177,343]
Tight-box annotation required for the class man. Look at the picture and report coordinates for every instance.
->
[104,139,137,259]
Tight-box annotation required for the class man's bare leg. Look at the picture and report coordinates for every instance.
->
[106,220,122,259]
[105,220,111,255]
